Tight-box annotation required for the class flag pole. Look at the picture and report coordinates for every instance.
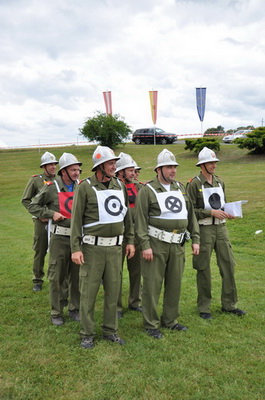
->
[200,87,203,136]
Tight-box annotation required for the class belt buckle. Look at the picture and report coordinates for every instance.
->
[157,230,164,241]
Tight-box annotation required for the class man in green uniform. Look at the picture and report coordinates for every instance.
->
[29,153,82,326]
[21,151,58,291]
[133,161,141,182]
[135,149,200,339]
[186,147,246,319]
[116,152,142,317]
[71,145,135,349]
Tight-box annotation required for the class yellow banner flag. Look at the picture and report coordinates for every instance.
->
[149,91,158,124]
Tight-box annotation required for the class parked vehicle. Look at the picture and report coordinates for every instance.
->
[222,130,252,144]
[132,128,178,145]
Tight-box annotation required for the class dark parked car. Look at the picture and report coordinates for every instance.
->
[132,127,178,145]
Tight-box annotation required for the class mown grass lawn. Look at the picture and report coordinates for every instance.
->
[0,143,264,400]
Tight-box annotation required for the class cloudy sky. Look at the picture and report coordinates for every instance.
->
[0,0,265,148]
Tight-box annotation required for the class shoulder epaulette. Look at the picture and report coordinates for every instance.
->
[78,179,85,185]
[32,174,41,178]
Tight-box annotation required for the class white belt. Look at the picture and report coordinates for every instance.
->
[198,217,226,225]
[82,234,123,246]
[148,225,185,244]
[50,224,71,236]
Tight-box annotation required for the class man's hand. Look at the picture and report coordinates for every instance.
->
[211,209,235,220]
[52,212,66,222]
[192,243,200,255]
[126,244,135,259]
[39,218,49,222]
[141,248,153,262]
[72,251,84,265]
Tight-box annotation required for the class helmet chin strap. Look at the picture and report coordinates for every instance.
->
[160,167,172,184]
[203,163,212,175]
[43,165,54,178]
[64,167,76,184]
[123,170,131,183]
[99,165,112,181]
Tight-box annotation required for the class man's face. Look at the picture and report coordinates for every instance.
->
[103,159,117,178]
[202,161,217,175]
[43,163,57,176]
[158,165,176,183]
[135,170,140,179]
[62,164,81,183]
[124,167,135,183]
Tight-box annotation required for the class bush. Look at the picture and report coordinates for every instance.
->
[184,138,220,154]
[235,127,265,154]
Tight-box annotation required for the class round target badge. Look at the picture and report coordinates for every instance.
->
[208,193,221,209]
[65,196,73,215]
[104,195,123,216]
[58,192,74,218]
[165,196,183,213]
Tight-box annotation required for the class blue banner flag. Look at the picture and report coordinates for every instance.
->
[196,87,207,122]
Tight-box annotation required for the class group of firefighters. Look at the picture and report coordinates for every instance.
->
[21,145,245,349]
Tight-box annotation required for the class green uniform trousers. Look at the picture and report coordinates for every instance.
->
[48,234,80,317]
[193,224,237,313]
[32,219,48,284]
[117,243,141,312]
[141,236,185,330]
[79,244,122,338]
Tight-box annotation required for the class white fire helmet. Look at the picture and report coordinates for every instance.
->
[133,160,142,170]
[40,151,58,167]
[115,152,135,173]
[196,147,220,166]
[92,145,120,171]
[154,149,179,171]
[58,153,82,175]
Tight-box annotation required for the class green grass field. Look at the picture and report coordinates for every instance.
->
[0,143,264,400]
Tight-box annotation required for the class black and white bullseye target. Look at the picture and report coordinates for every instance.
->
[104,195,123,216]
[165,196,183,213]
[208,193,221,210]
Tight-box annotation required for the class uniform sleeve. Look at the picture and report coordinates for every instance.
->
[21,178,37,210]
[70,183,87,253]
[121,182,134,245]
[186,198,200,244]
[134,185,151,251]
[28,185,55,219]
[186,180,212,220]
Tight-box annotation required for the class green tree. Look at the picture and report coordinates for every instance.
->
[236,125,255,131]
[204,126,224,136]
[80,112,132,149]
[235,126,265,154]
[184,138,220,154]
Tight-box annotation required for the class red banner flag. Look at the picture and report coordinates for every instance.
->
[149,91,158,125]
[103,91,112,115]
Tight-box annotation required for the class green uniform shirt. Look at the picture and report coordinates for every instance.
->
[21,172,55,212]
[28,176,78,228]
[70,175,134,253]
[135,176,200,251]
[186,172,227,220]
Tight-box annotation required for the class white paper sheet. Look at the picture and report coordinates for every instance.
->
[224,200,248,218]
